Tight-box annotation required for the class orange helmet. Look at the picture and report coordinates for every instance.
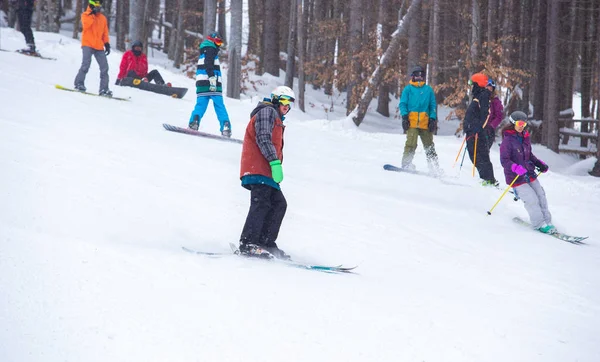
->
[470,73,489,87]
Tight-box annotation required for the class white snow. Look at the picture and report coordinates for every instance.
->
[1,28,600,362]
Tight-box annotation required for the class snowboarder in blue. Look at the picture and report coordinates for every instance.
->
[188,31,232,137]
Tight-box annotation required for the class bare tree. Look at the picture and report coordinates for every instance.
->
[130,0,147,46]
[543,0,560,151]
[262,0,280,76]
[204,0,217,35]
[296,0,306,112]
[227,0,243,99]
[284,0,298,88]
[352,0,423,126]
[346,0,362,114]
[72,0,83,40]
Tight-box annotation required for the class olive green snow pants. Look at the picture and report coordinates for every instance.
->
[401,128,439,169]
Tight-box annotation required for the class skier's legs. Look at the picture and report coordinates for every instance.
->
[93,49,110,92]
[211,95,231,132]
[16,7,35,46]
[147,69,165,85]
[401,128,419,167]
[189,96,210,124]
[74,46,94,87]
[240,184,275,246]
[259,189,287,248]
[466,134,496,181]
[514,182,546,229]
[530,179,552,224]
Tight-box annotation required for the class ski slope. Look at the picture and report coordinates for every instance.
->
[1,28,600,362]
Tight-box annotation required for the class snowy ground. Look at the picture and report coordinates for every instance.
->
[1,29,600,362]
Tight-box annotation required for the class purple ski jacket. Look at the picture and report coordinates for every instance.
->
[488,96,504,129]
[499,129,544,187]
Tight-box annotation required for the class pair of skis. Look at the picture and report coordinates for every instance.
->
[182,244,357,274]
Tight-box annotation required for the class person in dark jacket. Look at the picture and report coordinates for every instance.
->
[464,73,497,186]
[188,32,231,137]
[12,0,36,53]
[115,40,167,86]
[238,86,296,260]
[499,111,554,234]
[484,79,504,150]
[399,65,440,174]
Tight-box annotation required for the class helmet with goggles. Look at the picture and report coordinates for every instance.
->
[271,86,296,106]
[510,111,528,125]
[207,32,224,47]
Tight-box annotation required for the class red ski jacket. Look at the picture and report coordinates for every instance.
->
[117,50,148,80]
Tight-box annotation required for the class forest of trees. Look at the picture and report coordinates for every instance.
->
[3,0,599,174]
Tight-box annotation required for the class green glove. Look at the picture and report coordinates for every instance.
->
[269,160,283,183]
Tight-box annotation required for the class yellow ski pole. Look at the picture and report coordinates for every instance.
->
[453,136,466,168]
[487,175,520,215]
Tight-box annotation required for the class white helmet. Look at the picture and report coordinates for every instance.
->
[271,86,296,105]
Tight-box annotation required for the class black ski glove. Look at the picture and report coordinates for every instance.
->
[428,118,436,133]
[104,43,111,56]
[402,115,409,132]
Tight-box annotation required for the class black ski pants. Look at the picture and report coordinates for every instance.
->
[466,133,496,182]
[240,184,287,248]
[17,6,34,45]
[126,70,165,85]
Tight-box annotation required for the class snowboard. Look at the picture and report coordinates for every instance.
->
[182,245,358,274]
[383,163,467,187]
[55,84,130,101]
[163,123,243,144]
[119,77,188,99]
[512,217,588,244]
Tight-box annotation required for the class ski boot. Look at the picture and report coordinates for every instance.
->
[538,224,557,234]
[189,115,200,130]
[266,246,290,260]
[238,243,274,259]
[221,121,232,138]
[481,179,500,187]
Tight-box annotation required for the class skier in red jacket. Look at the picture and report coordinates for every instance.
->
[115,40,167,86]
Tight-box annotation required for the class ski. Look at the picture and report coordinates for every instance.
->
[181,245,357,274]
[512,217,588,244]
[16,49,57,60]
[55,84,130,101]
[163,123,243,144]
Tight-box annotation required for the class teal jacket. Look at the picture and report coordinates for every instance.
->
[399,81,437,130]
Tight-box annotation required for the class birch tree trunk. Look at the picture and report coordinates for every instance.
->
[376,0,394,117]
[130,0,146,46]
[204,0,217,35]
[352,0,423,126]
[346,0,362,114]
[227,0,243,99]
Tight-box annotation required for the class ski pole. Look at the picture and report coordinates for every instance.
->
[453,136,466,168]
[472,134,479,177]
[487,175,519,215]
[459,145,468,170]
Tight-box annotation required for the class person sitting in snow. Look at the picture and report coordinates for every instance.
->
[115,40,169,86]
[499,111,554,234]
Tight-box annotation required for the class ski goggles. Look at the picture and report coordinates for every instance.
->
[89,0,102,6]
[278,95,295,107]
[412,71,425,78]
[514,120,527,128]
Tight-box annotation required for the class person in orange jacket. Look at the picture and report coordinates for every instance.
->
[74,0,112,97]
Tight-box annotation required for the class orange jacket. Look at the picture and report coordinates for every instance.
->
[80,6,109,51]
